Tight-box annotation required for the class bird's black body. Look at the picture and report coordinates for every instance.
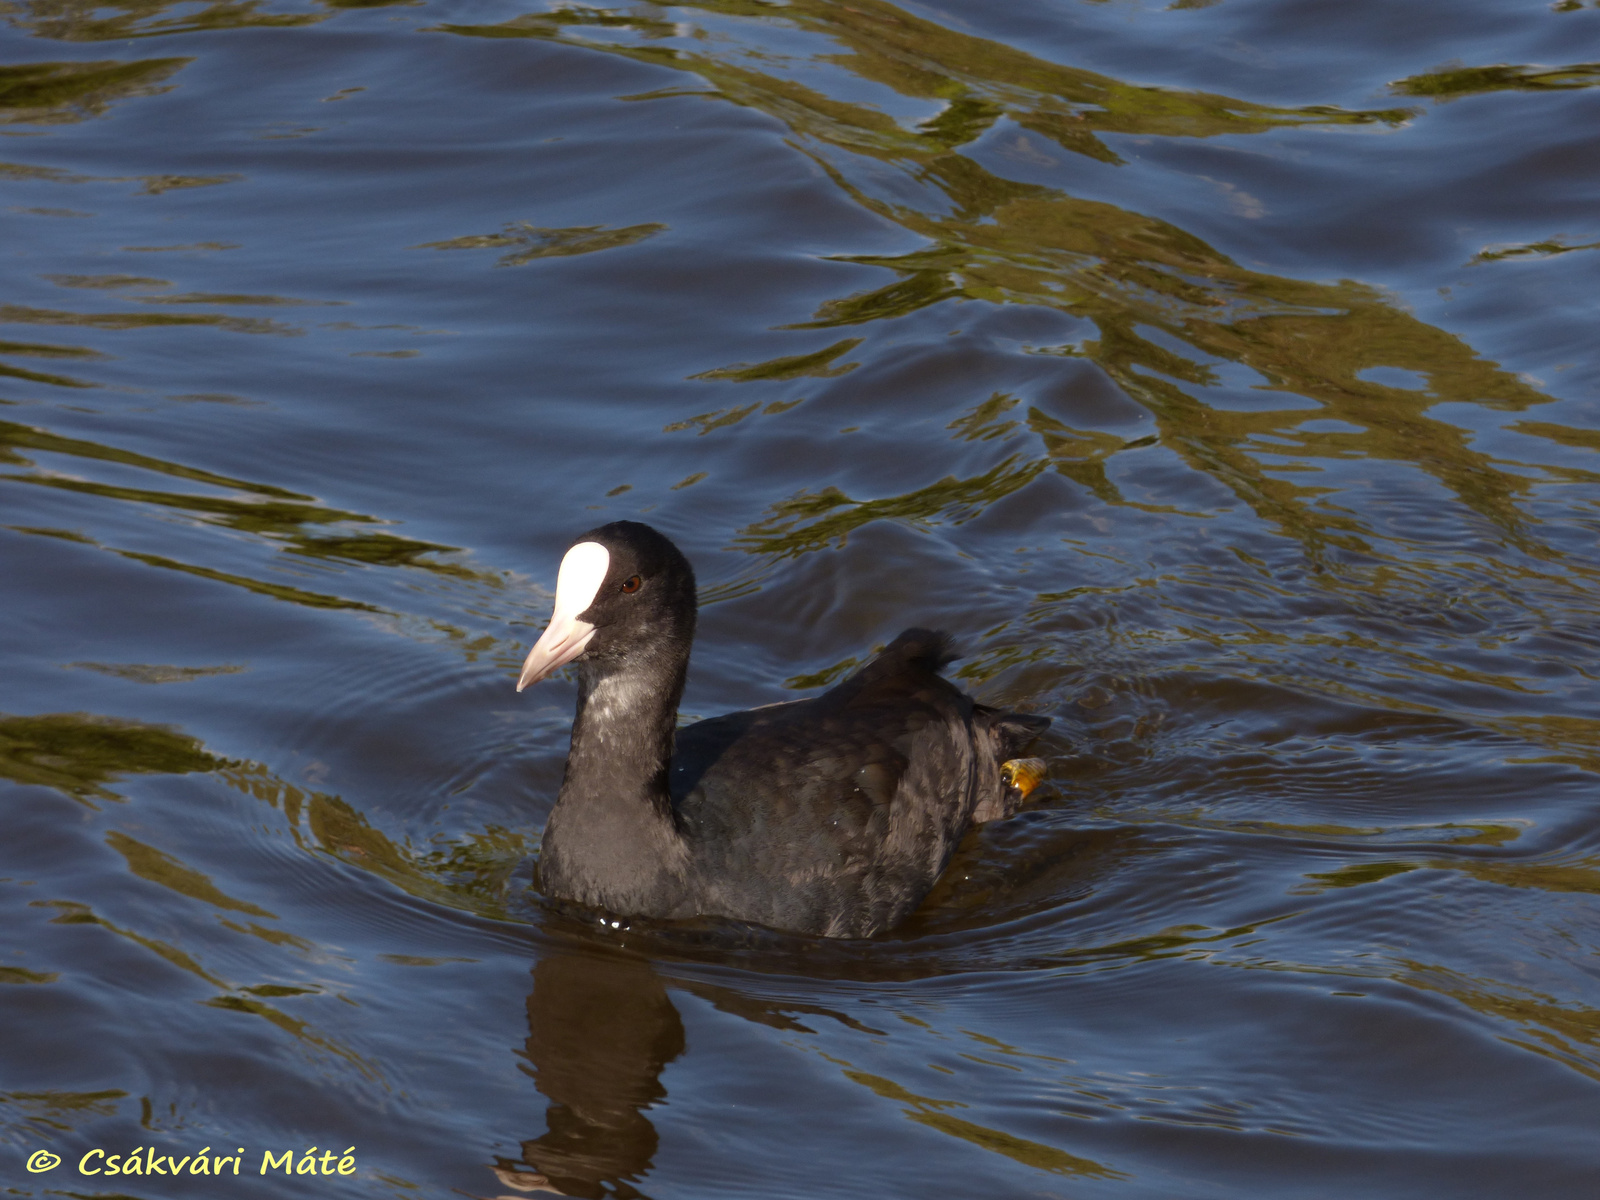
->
[526,521,1047,938]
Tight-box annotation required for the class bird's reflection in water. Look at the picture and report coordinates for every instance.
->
[485,828,1122,1198]
[495,948,683,1199]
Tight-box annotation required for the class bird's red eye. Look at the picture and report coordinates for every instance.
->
[620,575,642,594]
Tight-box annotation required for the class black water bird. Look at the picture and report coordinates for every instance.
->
[517,521,1048,938]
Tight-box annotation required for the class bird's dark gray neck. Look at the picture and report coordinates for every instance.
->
[538,654,691,916]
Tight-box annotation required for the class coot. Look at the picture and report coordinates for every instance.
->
[518,521,1047,937]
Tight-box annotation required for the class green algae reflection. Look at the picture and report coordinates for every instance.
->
[219,760,531,919]
[2,0,321,41]
[37,899,381,1082]
[0,57,188,121]
[1,417,496,613]
[438,0,1411,167]
[0,1088,127,1134]
[1393,61,1600,99]
[843,1068,1126,1179]
[418,220,666,265]
[107,830,277,917]
[436,1,1565,567]
[1397,959,1600,1085]
[0,711,221,804]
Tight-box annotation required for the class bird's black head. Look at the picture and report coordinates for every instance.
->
[517,521,697,691]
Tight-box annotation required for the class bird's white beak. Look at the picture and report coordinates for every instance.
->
[517,541,609,691]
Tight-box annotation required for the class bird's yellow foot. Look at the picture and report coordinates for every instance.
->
[999,757,1047,802]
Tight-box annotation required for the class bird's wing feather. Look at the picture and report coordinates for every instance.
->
[669,631,988,935]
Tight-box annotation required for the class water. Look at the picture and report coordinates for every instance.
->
[3,0,1599,1194]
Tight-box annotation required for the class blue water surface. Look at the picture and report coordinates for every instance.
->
[2,0,1599,1196]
